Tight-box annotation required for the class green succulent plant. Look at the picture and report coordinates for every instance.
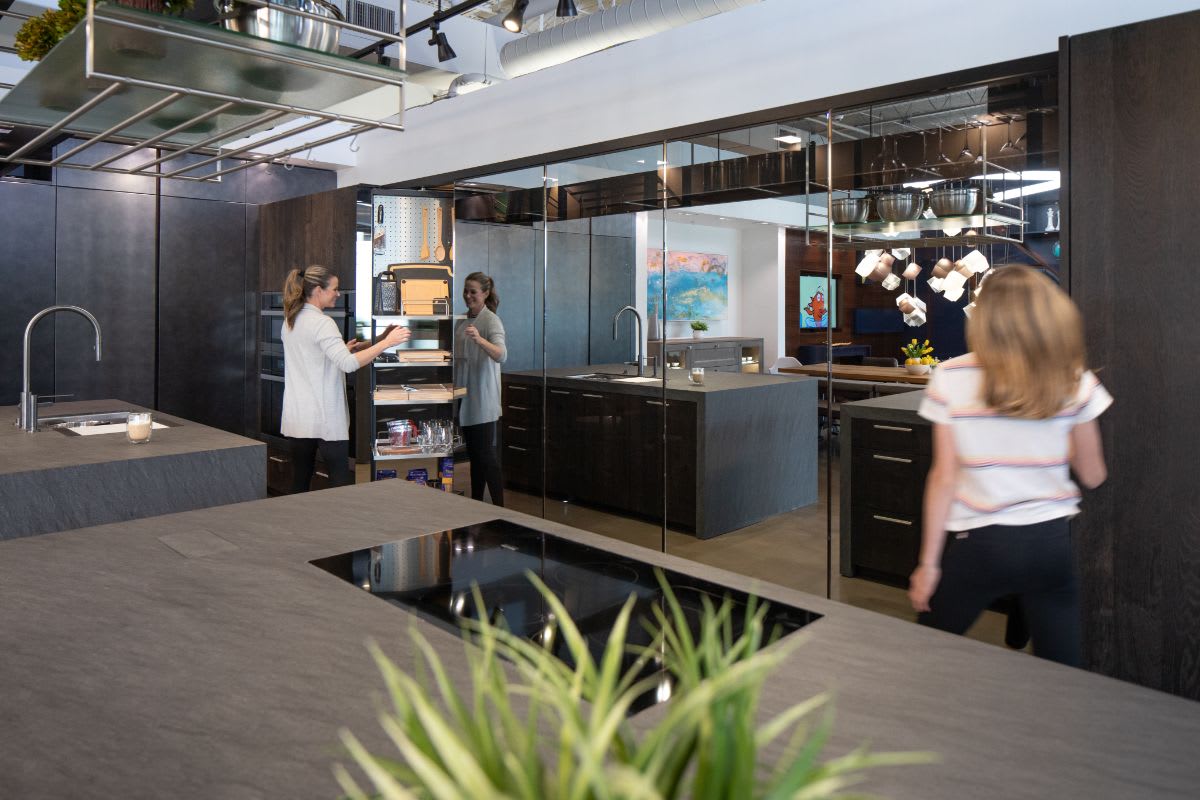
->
[14,0,196,62]
[335,571,933,799]
[691,320,709,332]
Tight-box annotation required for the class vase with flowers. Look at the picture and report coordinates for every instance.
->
[690,320,708,340]
[901,338,934,374]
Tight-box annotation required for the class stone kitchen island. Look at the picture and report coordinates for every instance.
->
[1,399,265,540]
[0,479,1197,799]
[501,367,818,537]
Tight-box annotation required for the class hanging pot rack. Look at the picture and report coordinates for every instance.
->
[0,0,406,181]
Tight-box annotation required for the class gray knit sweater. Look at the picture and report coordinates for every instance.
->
[454,307,507,426]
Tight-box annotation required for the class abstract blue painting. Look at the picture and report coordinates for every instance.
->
[647,249,729,321]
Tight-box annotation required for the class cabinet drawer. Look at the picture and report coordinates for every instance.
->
[502,420,539,447]
[502,380,543,408]
[502,402,542,430]
[852,451,928,516]
[850,504,920,578]
[689,346,739,369]
[502,442,542,492]
[852,418,930,455]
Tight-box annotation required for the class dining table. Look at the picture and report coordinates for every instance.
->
[778,363,932,385]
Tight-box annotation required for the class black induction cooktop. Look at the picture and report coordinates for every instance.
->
[310,518,820,713]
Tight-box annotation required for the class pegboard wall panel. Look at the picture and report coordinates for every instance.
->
[372,193,454,275]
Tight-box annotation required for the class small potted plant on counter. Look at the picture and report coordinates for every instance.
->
[335,572,931,798]
[901,338,934,374]
[691,319,708,340]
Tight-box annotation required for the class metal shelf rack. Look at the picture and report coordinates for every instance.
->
[0,0,405,181]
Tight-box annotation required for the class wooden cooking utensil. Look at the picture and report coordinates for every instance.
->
[434,206,447,261]
[419,207,430,261]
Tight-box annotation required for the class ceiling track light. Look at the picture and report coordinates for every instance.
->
[557,0,579,17]
[504,0,530,33]
[428,22,456,62]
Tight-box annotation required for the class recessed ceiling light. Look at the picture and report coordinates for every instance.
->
[636,159,645,164]
[656,160,667,165]
[774,134,805,144]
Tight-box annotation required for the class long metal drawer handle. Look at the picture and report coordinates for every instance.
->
[582,393,604,399]
[873,424,913,432]
[508,385,528,391]
[507,445,528,452]
[269,456,286,464]
[508,425,527,432]
[873,454,913,464]
[872,514,913,526]
[508,405,528,411]
[646,400,666,406]
[315,471,329,479]
[549,390,570,395]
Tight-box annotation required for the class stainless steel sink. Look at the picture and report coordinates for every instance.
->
[566,373,629,382]
[36,411,135,434]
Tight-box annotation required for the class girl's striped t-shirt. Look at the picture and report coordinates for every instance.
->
[918,354,1112,531]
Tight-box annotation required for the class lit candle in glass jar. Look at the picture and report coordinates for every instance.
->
[127,412,153,444]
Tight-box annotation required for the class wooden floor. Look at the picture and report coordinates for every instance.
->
[358,449,1015,652]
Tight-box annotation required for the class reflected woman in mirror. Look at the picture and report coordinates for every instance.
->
[456,272,507,505]
[282,265,410,492]
[909,265,1110,666]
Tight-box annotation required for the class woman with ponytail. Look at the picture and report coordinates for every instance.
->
[281,265,410,492]
[455,272,507,505]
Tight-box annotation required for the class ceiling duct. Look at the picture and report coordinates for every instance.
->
[499,0,760,79]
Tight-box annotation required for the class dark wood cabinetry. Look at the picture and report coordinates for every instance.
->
[843,414,931,584]
[500,381,544,493]
[503,376,698,529]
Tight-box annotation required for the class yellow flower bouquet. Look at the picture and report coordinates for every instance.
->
[901,339,935,368]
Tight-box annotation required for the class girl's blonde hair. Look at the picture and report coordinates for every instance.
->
[283,265,332,329]
[967,265,1085,419]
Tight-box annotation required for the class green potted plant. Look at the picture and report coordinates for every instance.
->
[14,0,193,62]
[691,320,708,340]
[335,572,931,798]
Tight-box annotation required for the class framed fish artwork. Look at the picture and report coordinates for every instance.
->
[799,273,839,330]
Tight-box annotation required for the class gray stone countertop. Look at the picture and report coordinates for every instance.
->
[1,481,1198,799]
[841,388,925,422]
[506,364,812,399]
[0,399,262,477]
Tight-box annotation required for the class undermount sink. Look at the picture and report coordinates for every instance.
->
[566,373,658,383]
[36,411,135,433]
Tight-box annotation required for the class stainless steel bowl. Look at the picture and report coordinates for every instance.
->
[830,197,871,224]
[216,0,344,53]
[875,191,924,222]
[929,187,980,217]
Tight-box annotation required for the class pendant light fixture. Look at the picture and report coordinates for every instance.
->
[557,0,579,16]
[504,0,530,32]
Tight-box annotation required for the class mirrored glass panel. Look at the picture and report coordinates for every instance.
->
[536,146,667,550]
[453,165,546,516]
[655,126,829,597]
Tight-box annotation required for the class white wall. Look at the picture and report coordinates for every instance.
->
[339,0,1200,188]
[636,214,785,362]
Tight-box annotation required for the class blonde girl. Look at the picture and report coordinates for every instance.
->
[909,265,1109,665]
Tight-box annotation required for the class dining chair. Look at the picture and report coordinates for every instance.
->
[862,356,899,368]
[768,356,802,374]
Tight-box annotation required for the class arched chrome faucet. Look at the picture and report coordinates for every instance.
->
[18,306,102,432]
[612,305,644,377]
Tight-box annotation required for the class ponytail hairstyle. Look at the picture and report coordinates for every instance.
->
[464,271,499,312]
[283,265,332,329]
[967,265,1085,419]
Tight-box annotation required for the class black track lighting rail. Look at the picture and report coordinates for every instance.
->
[349,0,493,61]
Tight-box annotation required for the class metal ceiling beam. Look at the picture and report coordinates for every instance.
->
[349,0,493,60]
